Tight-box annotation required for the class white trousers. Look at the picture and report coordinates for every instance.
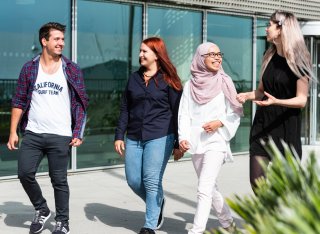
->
[188,151,233,234]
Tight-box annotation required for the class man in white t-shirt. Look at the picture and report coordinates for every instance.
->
[7,22,88,234]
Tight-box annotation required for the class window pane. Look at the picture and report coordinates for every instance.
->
[257,19,268,84]
[77,0,142,169]
[207,13,253,152]
[148,7,202,82]
[0,0,70,79]
[0,0,70,177]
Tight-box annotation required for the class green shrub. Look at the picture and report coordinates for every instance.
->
[209,139,320,234]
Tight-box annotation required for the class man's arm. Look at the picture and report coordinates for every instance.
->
[7,108,23,150]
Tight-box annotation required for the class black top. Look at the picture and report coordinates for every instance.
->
[114,70,182,148]
[250,53,302,158]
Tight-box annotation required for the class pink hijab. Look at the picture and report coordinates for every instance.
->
[190,42,243,116]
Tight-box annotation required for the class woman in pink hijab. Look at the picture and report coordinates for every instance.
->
[178,42,242,233]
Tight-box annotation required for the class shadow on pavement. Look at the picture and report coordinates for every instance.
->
[84,203,245,233]
[0,201,55,232]
[84,203,192,234]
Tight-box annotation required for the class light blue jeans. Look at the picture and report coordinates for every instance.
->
[125,134,174,229]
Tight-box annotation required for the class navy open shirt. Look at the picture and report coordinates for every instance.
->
[114,70,182,149]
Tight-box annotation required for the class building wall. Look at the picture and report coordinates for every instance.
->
[0,0,314,178]
[163,0,320,20]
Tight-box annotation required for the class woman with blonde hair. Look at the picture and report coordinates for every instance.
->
[236,10,313,190]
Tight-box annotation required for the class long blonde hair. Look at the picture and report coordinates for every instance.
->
[260,11,313,80]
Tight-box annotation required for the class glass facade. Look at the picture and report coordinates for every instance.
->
[0,0,316,177]
[77,0,142,168]
[256,19,269,81]
[148,7,202,81]
[317,42,320,142]
[207,13,253,152]
[0,0,71,177]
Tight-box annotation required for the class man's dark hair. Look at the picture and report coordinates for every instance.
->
[39,22,66,47]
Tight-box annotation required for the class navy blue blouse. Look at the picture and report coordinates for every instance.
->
[114,70,182,148]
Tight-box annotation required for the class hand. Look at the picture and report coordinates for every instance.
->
[179,140,190,153]
[114,140,125,157]
[236,93,247,104]
[202,120,223,133]
[173,148,184,161]
[254,91,277,106]
[69,138,83,147]
[7,133,19,150]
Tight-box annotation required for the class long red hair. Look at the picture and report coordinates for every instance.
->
[142,37,182,91]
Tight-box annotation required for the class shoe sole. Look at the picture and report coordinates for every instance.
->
[52,231,70,234]
[32,212,51,234]
[155,198,165,230]
[52,226,70,234]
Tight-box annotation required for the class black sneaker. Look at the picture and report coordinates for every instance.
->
[52,221,70,234]
[138,227,155,234]
[30,209,51,233]
[155,197,165,230]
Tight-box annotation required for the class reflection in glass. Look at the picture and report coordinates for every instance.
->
[257,19,268,85]
[207,13,253,152]
[0,0,70,176]
[0,0,70,79]
[77,0,142,168]
[148,7,202,82]
[317,43,320,142]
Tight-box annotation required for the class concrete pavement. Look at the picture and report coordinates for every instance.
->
[0,154,254,234]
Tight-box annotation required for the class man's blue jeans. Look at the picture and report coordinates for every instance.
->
[125,134,174,229]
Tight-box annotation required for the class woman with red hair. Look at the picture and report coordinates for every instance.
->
[114,37,183,234]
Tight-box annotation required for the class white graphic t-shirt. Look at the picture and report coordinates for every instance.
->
[26,62,72,136]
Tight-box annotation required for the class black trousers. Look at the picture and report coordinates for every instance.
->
[18,131,72,222]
